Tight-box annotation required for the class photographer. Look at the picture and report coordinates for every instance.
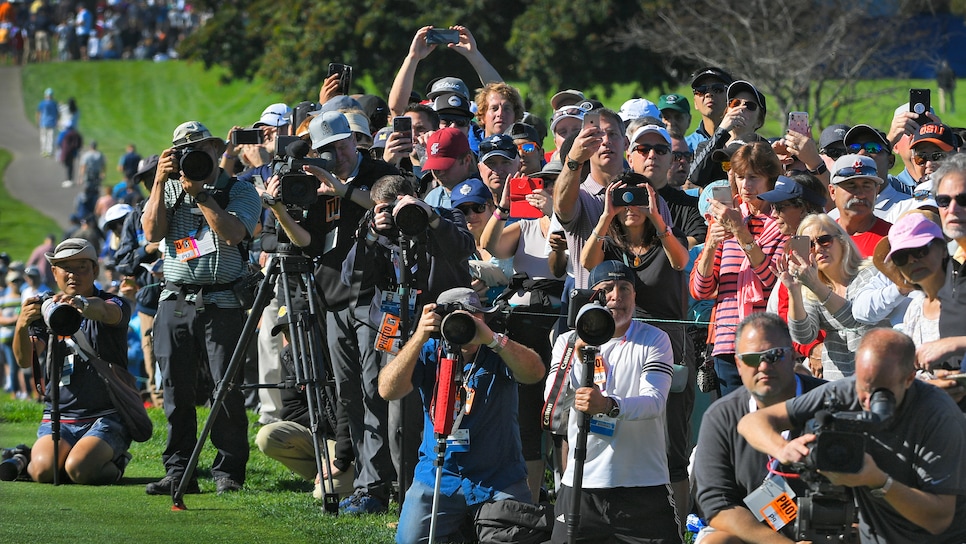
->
[12,238,132,485]
[738,328,966,542]
[378,287,544,544]
[546,260,680,543]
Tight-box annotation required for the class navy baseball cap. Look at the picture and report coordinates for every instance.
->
[588,260,636,289]
[757,176,827,207]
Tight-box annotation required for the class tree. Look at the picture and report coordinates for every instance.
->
[615,0,937,130]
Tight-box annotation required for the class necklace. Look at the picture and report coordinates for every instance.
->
[625,242,651,267]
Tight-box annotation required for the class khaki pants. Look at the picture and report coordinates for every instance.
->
[255,420,354,496]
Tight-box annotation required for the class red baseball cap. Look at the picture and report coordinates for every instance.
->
[423,128,470,171]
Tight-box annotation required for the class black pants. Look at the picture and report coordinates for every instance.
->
[552,484,682,543]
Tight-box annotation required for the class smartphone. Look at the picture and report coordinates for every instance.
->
[425,28,460,45]
[711,185,734,208]
[612,186,649,207]
[788,112,809,135]
[328,62,353,95]
[392,115,413,139]
[509,176,545,219]
[942,373,966,383]
[582,111,600,129]
[231,128,263,145]
[788,235,810,258]
[909,88,931,124]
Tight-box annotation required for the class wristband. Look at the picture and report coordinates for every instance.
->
[493,209,508,221]
[819,287,834,305]
[806,162,828,176]
[657,226,672,239]
[487,333,509,353]
[343,185,355,201]
[222,153,237,160]
[497,205,510,214]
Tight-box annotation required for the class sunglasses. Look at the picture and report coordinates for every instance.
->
[517,142,537,155]
[693,83,727,96]
[632,143,671,156]
[891,244,933,266]
[772,201,801,213]
[737,347,792,367]
[457,203,489,215]
[479,138,517,155]
[728,98,759,112]
[671,151,693,163]
[822,146,848,160]
[847,142,887,155]
[912,151,947,166]
[935,192,966,208]
[810,233,837,249]
[834,164,879,179]
[440,117,469,128]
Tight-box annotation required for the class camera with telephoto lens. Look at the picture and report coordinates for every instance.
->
[168,146,215,181]
[269,136,334,208]
[37,292,83,336]
[567,288,615,346]
[391,200,430,237]
[0,444,31,481]
[433,303,477,345]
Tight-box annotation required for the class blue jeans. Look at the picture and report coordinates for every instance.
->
[714,355,743,398]
[396,477,532,544]
[38,413,131,463]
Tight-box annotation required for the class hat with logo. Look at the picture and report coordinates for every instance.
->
[843,124,891,152]
[727,81,767,116]
[819,124,851,152]
[757,175,827,206]
[309,111,352,150]
[431,92,473,118]
[371,126,392,150]
[910,122,957,151]
[479,134,519,163]
[24,266,40,278]
[508,122,540,143]
[355,94,390,130]
[422,128,471,171]
[254,103,292,128]
[690,66,734,87]
[550,89,586,111]
[658,94,690,115]
[711,140,748,163]
[830,154,883,185]
[630,124,672,146]
[884,212,944,262]
[619,98,661,122]
[451,178,492,208]
[171,121,224,149]
[436,286,492,313]
[427,77,470,101]
[588,260,636,289]
[45,238,98,265]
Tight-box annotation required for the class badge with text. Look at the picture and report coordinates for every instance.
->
[589,414,616,437]
[744,475,798,530]
[446,428,470,452]
[374,312,403,355]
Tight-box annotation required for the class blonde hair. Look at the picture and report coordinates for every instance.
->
[474,82,524,128]
[796,213,866,300]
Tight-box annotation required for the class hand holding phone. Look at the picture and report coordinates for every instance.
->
[425,28,460,45]
[509,177,545,219]
[711,185,734,208]
[328,62,353,95]
[909,88,931,124]
[788,112,809,135]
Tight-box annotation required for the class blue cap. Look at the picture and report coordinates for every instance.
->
[588,260,636,289]
[451,178,492,208]
[757,175,827,206]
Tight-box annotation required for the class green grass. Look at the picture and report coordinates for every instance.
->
[0,395,398,543]
[0,148,62,261]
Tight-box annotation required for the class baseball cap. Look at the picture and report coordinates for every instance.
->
[479,134,519,163]
[843,124,891,152]
[24,266,40,278]
[436,286,492,313]
[101,203,134,231]
[371,126,392,150]
[630,124,672,146]
[309,111,352,150]
[427,77,470,101]
[658,94,690,115]
[690,67,734,87]
[451,178,492,208]
[588,260,636,289]
[431,92,473,118]
[44,88,53,97]
[830,154,883,185]
[532,155,563,180]
[727,81,767,115]
[316,95,363,114]
[550,89,586,111]
[171,121,223,148]
[757,175,827,207]
[711,140,748,163]
[271,305,293,336]
[508,122,540,143]
[910,122,957,152]
[45,238,98,265]
[254,103,292,128]
[819,124,851,151]
[550,103,589,132]
[423,128,471,171]
[5,270,24,284]
[343,111,371,137]
[619,98,661,122]
[132,154,160,185]
[355,94,390,129]
[885,212,944,262]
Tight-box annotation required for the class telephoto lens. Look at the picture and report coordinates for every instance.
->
[0,445,31,481]
[574,302,615,346]
[440,312,477,346]
[41,296,83,335]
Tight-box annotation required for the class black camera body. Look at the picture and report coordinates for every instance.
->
[0,444,31,481]
[802,388,896,473]
[270,140,333,208]
[612,186,649,207]
[169,146,215,181]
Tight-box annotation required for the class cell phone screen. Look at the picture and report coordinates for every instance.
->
[426,28,460,45]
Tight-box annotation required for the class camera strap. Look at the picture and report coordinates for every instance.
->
[541,334,578,431]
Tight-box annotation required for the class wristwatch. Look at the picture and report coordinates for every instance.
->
[566,157,582,171]
[73,295,90,313]
[807,162,828,176]
[870,475,894,498]
[606,397,621,418]
[195,190,210,204]
[742,239,758,252]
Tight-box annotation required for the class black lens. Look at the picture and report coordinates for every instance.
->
[41,299,82,335]
[180,149,215,181]
[574,302,615,345]
[394,202,429,236]
[440,312,477,345]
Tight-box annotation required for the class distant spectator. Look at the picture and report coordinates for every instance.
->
[26,233,57,288]
[36,87,58,157]
[938,60,956,114]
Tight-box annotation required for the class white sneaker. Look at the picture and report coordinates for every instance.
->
[61,180,74,188]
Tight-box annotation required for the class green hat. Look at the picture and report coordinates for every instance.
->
[658,93,690,115]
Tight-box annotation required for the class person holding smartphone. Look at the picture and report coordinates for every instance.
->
[690,80,767,188]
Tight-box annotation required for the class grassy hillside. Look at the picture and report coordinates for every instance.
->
[0,149,61,260]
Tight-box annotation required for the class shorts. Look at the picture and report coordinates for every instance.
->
[38,413,132,463]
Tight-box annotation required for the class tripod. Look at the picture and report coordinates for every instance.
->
[171,244,340,512]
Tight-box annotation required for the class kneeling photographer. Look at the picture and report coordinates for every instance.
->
[11,238,134,485]
[738,328,966,543]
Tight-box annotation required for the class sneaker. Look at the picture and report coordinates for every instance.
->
[339,490,387,515]
[215,477,243,495]
[145,474,200,496]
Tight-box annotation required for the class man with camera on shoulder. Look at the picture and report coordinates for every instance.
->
[738,328,966,543]
[141,121,262,496]
[378,287,545,544]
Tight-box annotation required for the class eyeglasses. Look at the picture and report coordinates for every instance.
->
[911,151,947,166]
[847,142,887,155]
[632,143,671,156]
[55,262,93,275]
[440,117,469,128]
[891,244,934,266]
[772,201,801,213]
[517,142,537,155]
[737,347,792,367]
[935,192,966,208]
[457,203,489,215]
[671,151,693,163]
[479,137,517,155]
[728,98,759,112]
[693,83,727,96]
[810,234,837,249]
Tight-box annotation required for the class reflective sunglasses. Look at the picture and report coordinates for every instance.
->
[693,83,727,96]
[911,151,947,166]
[517,142,537,155]
[891,244,933,266]
[728,98,759,112]
[737,346,792,367]
[935,192,966,208]
[847,141,887,155]
[834,164,879,179]
[632,143,671,156]
[822,146,848,160]
[810,233,837,249]
[457,203,489,215]
[440,117,470,128]
[671,151,693,163]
